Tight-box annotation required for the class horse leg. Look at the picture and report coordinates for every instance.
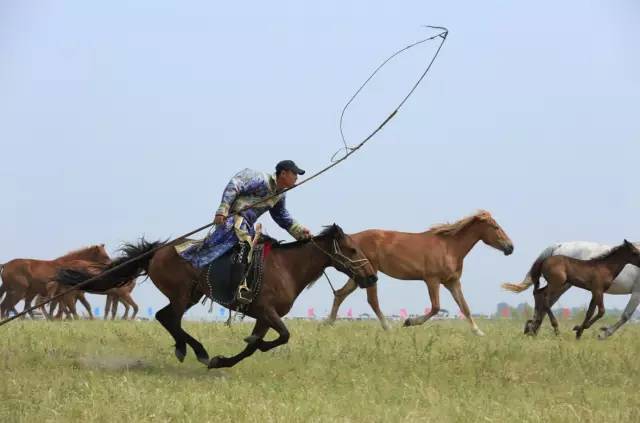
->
[209,320,271,369]
[120,293,138,320]
[404,280,440,327]
[176,292,209,365]
[104,295,111,320]
[445,278,484,336]
[325,278,357,325]
[365,283,389,330]
[600,290,640,340]
[573,297,597,340]
[581,290,605,332]
[111,297,120,320]
[155,304,188,362]
[121,299,130,320]
[66,296,80,320]
[22,292,37,318]
[77,294,93,320]
[543,285,563,336]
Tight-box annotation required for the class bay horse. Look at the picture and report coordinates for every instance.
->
[326,210,514,335]
[0,245,110,318]
[57,224,377,369]
[503,241,640,339]
[522,240,640,339]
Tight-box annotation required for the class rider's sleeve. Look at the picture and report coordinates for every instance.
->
[269,196,307,240]
[215,169,259,217]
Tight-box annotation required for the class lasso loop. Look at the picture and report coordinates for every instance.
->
[332,25,448,162]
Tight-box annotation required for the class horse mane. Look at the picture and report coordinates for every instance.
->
[56,245,103,260]
[428,210,492,236]
[261,225,344,249]
[591,242,631,260]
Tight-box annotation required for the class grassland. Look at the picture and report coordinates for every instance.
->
[1,318,640,422]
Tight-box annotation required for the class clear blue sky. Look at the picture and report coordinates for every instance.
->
[1,1,639,320]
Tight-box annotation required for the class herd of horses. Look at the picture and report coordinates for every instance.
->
[3,210,640,369]
[0,244,139,321]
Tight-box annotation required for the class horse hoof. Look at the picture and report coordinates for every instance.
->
[403,319,412,327]
[197,355,210,366]
[174,348,186,363]
[208,355,225,369]
[473,329,485,337]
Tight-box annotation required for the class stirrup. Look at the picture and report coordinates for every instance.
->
[236,283,252,304]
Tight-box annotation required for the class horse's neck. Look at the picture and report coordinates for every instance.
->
[444,223,481,259]
[598,251,634,279]
[275,241,331,294]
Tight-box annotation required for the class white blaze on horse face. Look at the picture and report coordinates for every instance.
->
[552,241,640,295]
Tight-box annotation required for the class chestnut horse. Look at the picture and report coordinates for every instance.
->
[326,210,514,335]
[44,278,138,320]
[524,240,640,339]
[0,245,110,318]
[57,224,377,369]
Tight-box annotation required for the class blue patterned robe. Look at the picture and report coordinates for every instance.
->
[180,168,307,268]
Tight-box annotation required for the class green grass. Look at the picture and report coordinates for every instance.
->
[1,318,640,422]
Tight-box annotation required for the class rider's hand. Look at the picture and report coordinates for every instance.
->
[213,214,226,225]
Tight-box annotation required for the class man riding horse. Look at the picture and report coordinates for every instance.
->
[180,160,312,285]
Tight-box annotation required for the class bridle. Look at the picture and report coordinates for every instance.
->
[310,237,370,277]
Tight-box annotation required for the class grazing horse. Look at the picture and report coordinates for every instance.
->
[520,240,640,339]
[0,245,110,318]
[56,224,378,369]
[503,240,640,339]
[326,210,514,334]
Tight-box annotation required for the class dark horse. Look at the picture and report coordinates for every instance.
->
[526,240,640,339]
[57,224,378,368]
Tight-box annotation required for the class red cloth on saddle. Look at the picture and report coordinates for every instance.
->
[262,242,272,258]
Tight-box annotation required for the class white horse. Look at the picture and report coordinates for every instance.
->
[503,241,640,339]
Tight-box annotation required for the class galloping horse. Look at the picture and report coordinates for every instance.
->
[326,210,514,335]
[0,245,110,318]
[57,224,377,369]
[503,240,640,339]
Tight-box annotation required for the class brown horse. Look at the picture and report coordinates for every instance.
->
[526,239,640,339]
[56,224,378,369]
[44,278,138,320]
[326,210,514,334]
[0,245,110,318]
[104,280,139,320]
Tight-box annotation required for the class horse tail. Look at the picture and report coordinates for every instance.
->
[56,238,166,292]
[0,263,5,301]
[502,244,557,293]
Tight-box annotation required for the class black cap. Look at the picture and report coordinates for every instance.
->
[276,160,305,175]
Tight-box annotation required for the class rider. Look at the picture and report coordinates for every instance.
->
[180,160,312,282]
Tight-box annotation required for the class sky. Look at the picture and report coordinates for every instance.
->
[1,1,639,320]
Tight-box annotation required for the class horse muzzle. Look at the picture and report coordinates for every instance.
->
[503,243,514,256]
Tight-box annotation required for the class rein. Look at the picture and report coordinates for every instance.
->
[0,26,448,328]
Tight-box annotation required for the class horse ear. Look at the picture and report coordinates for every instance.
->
[624,239,631,246]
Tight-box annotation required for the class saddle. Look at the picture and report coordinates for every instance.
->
[198,240,271,311]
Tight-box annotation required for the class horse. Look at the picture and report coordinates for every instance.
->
[104,280,139,320]
[518,240,640,339]
[325,210,514,334]
[503,240,640,339]
[0,244,110,318]
[56,224,378,369]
